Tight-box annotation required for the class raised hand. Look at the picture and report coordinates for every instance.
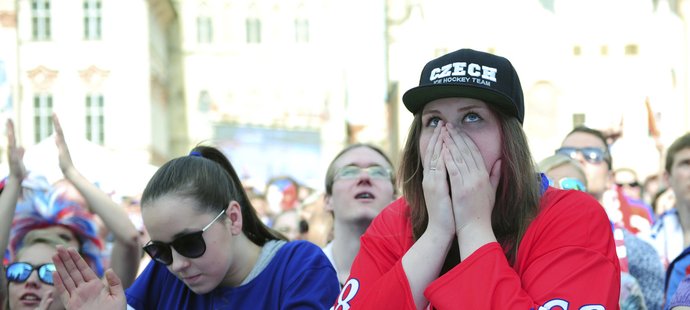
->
[442,123,500,259]
[52,246,126,310]
[6,119,26,181]
[0,119,27,257]
[51,114,77,177]
[421,121,455,236]
[51,113,141,288]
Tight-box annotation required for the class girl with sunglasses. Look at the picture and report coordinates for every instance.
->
[1,118,64,310]
[1,115,141,274]
[334,49,620,309]
[51,145,340,309]
[4,231,66,310]
[2,115,142,309]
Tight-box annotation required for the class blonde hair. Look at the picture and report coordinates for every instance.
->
[4,231,68,310]
[537,154,587,187]
[15,229,70,259]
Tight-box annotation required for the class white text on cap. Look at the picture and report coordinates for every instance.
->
[429,62,498,84]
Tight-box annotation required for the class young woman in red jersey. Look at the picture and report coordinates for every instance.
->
[335,48,621,309]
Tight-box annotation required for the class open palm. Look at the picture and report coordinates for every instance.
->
[52,247,126,310]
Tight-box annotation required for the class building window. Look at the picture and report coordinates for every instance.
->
[573,45,581,56]
[600,45,608,56]
[85,94,104,144]
[197,16,213,44]
[625,44,639,55]
[572,113,585,128]
[33,94,53,142]
[31,0,51,41]
[83,0,102,40]
[294,18,309,43]
[246,18,261,43]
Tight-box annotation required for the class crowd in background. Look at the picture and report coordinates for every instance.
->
[1,95,690,308]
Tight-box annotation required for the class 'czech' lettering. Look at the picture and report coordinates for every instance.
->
[429,62,497,83]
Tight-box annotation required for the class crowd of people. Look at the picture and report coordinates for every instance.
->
[2,48,690,309]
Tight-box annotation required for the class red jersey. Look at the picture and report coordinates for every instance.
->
[333,187,620,309]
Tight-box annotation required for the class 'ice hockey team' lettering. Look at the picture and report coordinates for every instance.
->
[429,62,497,83]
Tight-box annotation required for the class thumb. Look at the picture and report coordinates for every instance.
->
[489,159,501,189]
[104,269,124,297]
[37,290,54,310]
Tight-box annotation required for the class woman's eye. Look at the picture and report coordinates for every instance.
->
[426,117,441,128]
[59,234,73,242]
[463,113,482,123]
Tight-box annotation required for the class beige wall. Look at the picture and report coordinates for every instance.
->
[388,0,690,181]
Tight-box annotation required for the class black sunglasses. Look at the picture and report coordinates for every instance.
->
[616,181,640,188]
[143,208,227,265]
[555,147,609,165]
[5,262,56,285]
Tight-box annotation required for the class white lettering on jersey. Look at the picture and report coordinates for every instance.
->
[330,279,360,310]
[539,299,569,310]
[538,299,606,310]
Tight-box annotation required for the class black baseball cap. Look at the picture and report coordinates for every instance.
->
[402,48,525,124]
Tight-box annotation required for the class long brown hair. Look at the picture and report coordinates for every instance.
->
[399,105,541,272]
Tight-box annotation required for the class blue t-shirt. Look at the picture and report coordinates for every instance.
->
[125,240,340,309]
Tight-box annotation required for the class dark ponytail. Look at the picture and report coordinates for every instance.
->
[141,145,286,245]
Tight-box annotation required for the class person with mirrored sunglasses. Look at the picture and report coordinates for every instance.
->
[559,126,653,235]
[555,146,609,165]
[0,119,68,310]
[554,177,587,192]
[322,143,397,285]
[559,126,664,310]
[538,154,589,192]
[6,262,56,286]
[50,145,340,309]
[4,230,70,310]
[538,152,664,309]
[0,114,141,298]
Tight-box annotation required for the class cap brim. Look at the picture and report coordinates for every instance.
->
[402,84,517,119]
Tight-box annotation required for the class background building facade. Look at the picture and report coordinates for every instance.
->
[0,0,182,197]
[0,0,688,194]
